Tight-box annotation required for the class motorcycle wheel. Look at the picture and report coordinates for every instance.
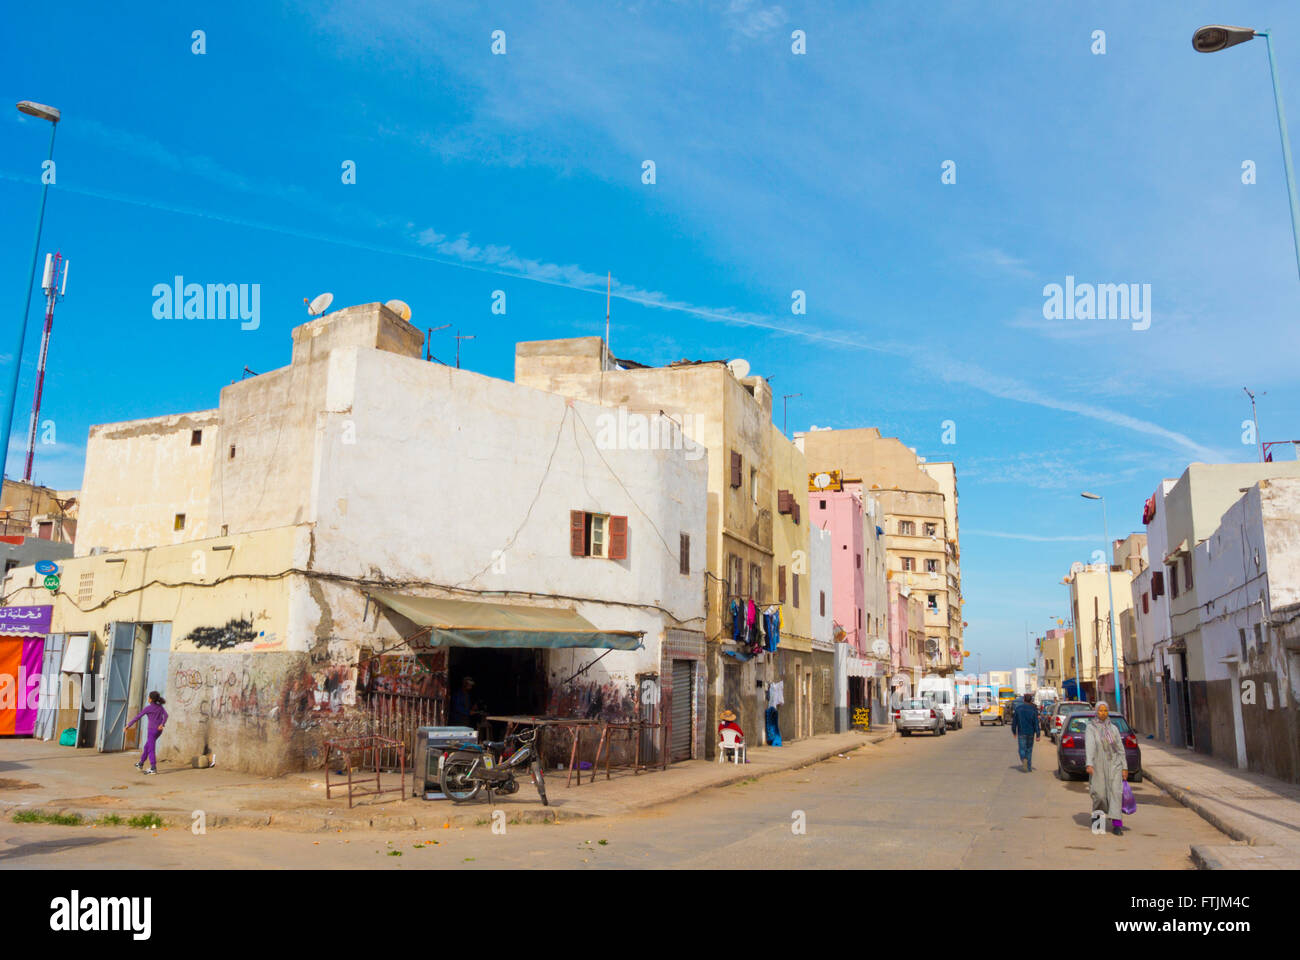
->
[531,763,549,806]
[439,758,483,803]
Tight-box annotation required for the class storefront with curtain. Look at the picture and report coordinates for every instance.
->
[0,605,52,737]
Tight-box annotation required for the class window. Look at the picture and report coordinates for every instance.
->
[857,609,861,630]
[855,553,861,569]
[899,520,915,535]
[1254,623,1264,650]
[190,429,202,446]
[925,558,939,573]
[570,511,628,559]
[1239,627,1248,661]
[749,563,762,601]
[778,490,793,514]
[819,499,826,510]
[927,593,939,612]
[1142,593,1149,614]
[1151,570,1165,598]
[730,450,742,488]
[679,533,690,575]
[1184,558,1193,590]
[3,559,16,574]
[902,557,915,572]
[729,554,743,597]
[1169,564,1179,599]
[174,513,186,531]
[819,591,826,616]
[792,573,800,608]
[924,522,937,536]
[779,565,787,603]
[220,524,229,536]
[229,444,237,459]
[37,521,53,540]
[750,467,758,504]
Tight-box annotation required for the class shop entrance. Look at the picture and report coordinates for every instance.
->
[447,647,545,736]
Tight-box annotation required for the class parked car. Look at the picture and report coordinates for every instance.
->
[1040,701,1058,735]
[979,702,1005,726]
[896,698,946,737]
[1049,701,1092,743]
[1056,712,1142,781]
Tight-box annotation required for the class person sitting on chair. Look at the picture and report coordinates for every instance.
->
[718,708,744,740]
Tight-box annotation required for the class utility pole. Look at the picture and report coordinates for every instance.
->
[23,252,66,482]
[1244,387,1264,462]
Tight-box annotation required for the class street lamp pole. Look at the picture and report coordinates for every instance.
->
[1082,492,1124,714]
[4,102,60,480]
[1194,25,1300,282]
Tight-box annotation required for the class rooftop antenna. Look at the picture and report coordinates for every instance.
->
[599,271,612,404]
[23,251,67,483]
[426,323,451,363]
[455,330,475,369]
[241,366,259,379]
[1244,387,1265,462]
[782,392,802,437]
[304,292,334,316]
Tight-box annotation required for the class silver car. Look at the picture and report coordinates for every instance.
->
[896,698,946,737]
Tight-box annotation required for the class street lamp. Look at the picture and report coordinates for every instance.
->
[1193,25,1300,282]
[4,101,61,481]
[1081,492,1123,714]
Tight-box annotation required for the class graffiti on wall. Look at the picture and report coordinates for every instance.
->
[548,679,638,721]
[357,652,447,699]
[187,618,258,651]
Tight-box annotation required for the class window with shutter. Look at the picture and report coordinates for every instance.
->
[1152,570,1164,597]
[679,533,690,575]
[792,503,800,524]
[730,450,742,488]
[1169,564,1179,599]
[793,573,800,608]
[570,511,586,556]
[1142,593,1149,614]
[819,591,825,616]
[778,490,792,514]
[609,515,628,559]
[778,565,787,603]
[1184,558,1193,590]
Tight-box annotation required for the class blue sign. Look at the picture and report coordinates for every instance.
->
[34,560,59,576]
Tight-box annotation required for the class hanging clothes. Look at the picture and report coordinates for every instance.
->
[768,680,785,708]
[763,608,781,652]
[731,599,744,643]
[765,705,782,746]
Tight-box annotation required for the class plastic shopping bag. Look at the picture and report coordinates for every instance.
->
[1121,780,1137,816]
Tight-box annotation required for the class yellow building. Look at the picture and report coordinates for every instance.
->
[1065,562,1134,705]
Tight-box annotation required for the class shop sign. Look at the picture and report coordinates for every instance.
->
[0,604,53,634]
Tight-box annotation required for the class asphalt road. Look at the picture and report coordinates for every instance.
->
[0,718,1227,869]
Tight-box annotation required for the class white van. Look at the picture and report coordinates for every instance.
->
[917,675,962,730]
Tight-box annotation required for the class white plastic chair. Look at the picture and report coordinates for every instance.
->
[718,727,746,764]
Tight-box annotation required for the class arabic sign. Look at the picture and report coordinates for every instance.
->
[43,574,60,592]
[0,605,53,635]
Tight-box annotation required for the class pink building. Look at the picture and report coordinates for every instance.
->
[810,490,865,655]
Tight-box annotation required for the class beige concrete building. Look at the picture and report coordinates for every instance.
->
[795,428,963,674]
[515,338,825,748]
[1,479,76,543]
[1065,561,1135,706]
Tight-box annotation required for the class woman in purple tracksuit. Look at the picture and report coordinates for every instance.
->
[126,691,168,775]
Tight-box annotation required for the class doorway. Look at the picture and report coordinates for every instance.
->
[1178,651,1194,749]
[447,647,545,736]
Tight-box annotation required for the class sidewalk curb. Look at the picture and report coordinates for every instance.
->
[1141,766,1259,846]
[2,732,888,834]
[1190,845,1228,871]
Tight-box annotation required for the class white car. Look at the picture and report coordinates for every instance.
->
[917,678,963,730]
[896,698,945,737]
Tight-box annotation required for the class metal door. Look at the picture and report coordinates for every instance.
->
[97,622,137,752]
[1178,652,1194,749]
[34,633,64,740]
[670,660,693,761]
[145,623,172,700]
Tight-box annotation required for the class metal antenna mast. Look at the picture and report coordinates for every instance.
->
[23,251,67,482]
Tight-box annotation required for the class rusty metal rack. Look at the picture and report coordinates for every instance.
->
[324,735,407,809]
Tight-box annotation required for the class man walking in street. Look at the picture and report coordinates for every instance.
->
[1011,693,1040,772]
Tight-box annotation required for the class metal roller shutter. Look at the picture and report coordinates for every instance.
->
[671,660,693,762]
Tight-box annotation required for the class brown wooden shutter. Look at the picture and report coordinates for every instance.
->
[1151,570,1164,597]
[679,533,690,574]
[570,511,586,556]
[778,490,792,514]
[792,503,800,525]
[793,573,800,608]
[730,450,742,488]
[609,515,628,559]
[778,565,787,603]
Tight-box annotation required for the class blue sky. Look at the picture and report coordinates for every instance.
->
[4,1,1299,671]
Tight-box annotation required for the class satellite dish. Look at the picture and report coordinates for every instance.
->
[871,639,889,657]
[813,472,832,490]
[384,299,412,321]
[727,358,750,379]
[305,292,334,316]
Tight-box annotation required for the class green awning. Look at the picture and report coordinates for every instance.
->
[370,591,644,650]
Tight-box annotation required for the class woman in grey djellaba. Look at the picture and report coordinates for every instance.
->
[1085,701,1128,836]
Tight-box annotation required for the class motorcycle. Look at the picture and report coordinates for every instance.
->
[438,727,548,806]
